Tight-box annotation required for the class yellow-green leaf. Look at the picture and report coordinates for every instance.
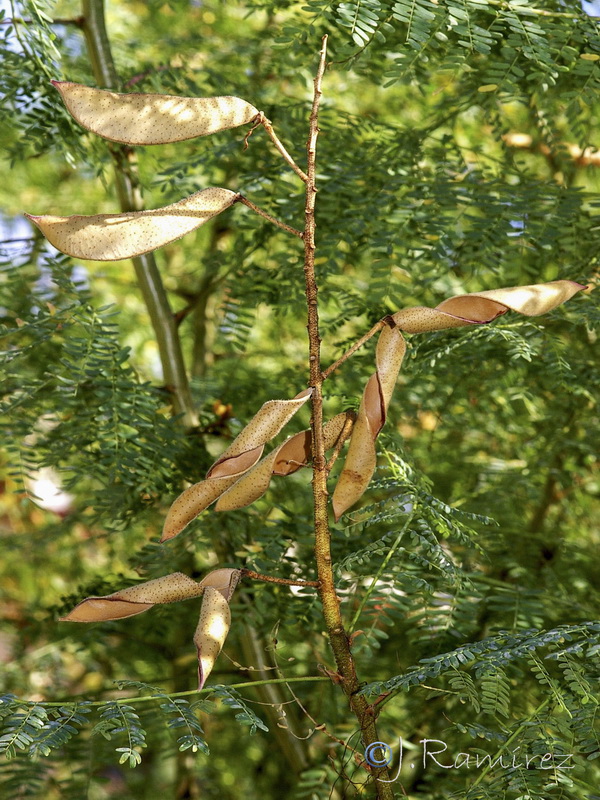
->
[25,188,238,261]
[52,81,259,145]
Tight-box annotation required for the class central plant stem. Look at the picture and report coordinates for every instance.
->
[303,36,394,797]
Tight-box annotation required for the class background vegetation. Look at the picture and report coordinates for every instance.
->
[1,0,598,798]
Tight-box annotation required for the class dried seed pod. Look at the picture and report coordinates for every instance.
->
[392,280,586,333]
[332,325,406,521]
[199,568,241,602]
[332,280,587,519]
[215,412,352,511]
[194,587,232,691]
[52,81,259,145]
[162,389,313,541]
[25,188,238,261]
[60,572,204,622]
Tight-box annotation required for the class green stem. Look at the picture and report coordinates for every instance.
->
[469,697,552,789]
[17,676,330,707]
[348,511,414,634]
[80,0,198,428]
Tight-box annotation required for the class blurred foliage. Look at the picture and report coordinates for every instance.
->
[0,0,598,798]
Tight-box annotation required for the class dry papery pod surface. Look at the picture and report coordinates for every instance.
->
[25,188,238,261]
[52,81,259,145]
[60,572,205,622]
[215,412,353,511]
[162,389,313,541]
[332,279,587,520]
[195,586,232,690]
[61,569,241,690]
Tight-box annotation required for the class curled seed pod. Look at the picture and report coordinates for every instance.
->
[162,389,312,541]
[194,587,232,691]
[332,280,587,519]
[332,325,406,521]
[199,569,241,602]
[60,572,204,622]
[215,412,352,511]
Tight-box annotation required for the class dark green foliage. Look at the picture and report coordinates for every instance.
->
[210,686,269,734]
[0,248,193,528]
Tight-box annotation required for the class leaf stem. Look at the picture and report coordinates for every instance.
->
[469,697,552,789]
[347,511,414,634]
[1,16,84,26]
[236,195,303,238]
[80,0,198,428]
[13,677,331,707]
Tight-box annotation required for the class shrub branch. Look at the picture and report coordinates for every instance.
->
[302,35,395,797]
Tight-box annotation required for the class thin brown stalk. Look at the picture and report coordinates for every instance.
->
[259,115,309,183]
[241,569,319,588]
[322,317,389,380]
[303,36,395,797]
[237,195,303,238]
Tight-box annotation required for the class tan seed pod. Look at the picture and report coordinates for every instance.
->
[332,280,587,520]
[52,81,259,145]
[161,389,313,541]
[60,572,204,622]
[161,476,240,542]
[392,280,587,333]
[194,587,231,691]
[215,412,351,511]
[207,390,313,478]
[199,568,241,602]
[332,327,406,521]
[25,188,238,261]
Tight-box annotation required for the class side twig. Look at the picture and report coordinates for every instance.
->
[257,114,309,183]
[322,317,391,380]
[241,569,319,588]
[236,195,304,238]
